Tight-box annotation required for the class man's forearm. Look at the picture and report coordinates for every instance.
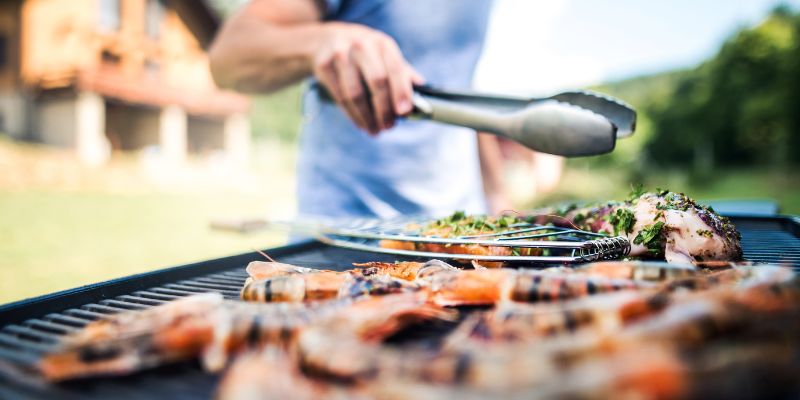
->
[209,3,324,93]
[209,0,419,133]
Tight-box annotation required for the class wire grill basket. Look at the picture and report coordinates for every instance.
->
[277,215,631,264]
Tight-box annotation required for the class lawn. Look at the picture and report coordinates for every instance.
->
[0,137,296,304]
[0,190,288,304]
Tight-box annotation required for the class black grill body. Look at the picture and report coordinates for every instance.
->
[0,215,798,399]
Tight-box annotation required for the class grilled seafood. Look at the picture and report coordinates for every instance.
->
[216,347,363,400]
[295,265,797,389]
[371,341,800,400]
[246,260,457,282]
[216,348,320,400]
[576,260,698,281]
[350,261,452,281]
[241,272,351,302]
[297,292,456,380]
[39,292,223,381]
[380,212,542,268]
[422,268,652,306]
[36,256,800,400]
[445,291,669,345]
[380,190,741,265]
[245,261,320,280]
[40,289,456,382]
[41,294,367,380]
[547,190,742,263]
[201,299,352,370]
[241,273,421,303]
[241,260,457,303]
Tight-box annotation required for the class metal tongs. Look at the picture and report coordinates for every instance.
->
[317,84,636,157]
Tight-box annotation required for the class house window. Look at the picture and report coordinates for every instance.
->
[144,59,160,80]
[0,35,6,69]
[145,0,165,39]
[98,0,121,32]
[101,49,121,65]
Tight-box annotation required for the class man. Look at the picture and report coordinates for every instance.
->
[209,0,509,218]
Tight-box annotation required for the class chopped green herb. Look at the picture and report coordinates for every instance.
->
[497,215,516,228]
[605,208,636,236]
[633,221,666,255]
[427,211,528,237]
[628,183,646,201]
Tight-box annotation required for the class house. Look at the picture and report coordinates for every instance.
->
[0,0,250,166]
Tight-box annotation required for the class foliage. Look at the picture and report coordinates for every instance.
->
[589,7,800,171]
[249,85,304,142]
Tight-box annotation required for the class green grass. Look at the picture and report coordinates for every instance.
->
[0,190,287,304]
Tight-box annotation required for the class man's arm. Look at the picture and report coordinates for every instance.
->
[208,0,421,134]
[478,133,513,214]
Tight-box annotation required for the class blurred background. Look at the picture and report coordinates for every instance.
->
[1,0,799,303]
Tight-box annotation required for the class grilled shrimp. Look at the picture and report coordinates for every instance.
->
[350,261,451,281]
[372,340,800,400]
[241,260,459,303]
[201,299,354,370]
[445,291,669,346]
[297,292,456,380]
[246,260,456,282]
[216,347,364,400]
[508,269,654,303]
[241,271,422,303]
[422,268,653,306]
[39,293,224,381]
[235,264,796,394]
[39,294,358,381]
[367,343,686,400]
[245,261,321,280]
[216,348,320,400]
[576,260,698,281]
[241,272,351,302]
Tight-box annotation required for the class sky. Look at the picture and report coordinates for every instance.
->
[473,0,800,96]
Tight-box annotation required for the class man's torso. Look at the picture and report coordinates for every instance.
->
[297,0,494,218]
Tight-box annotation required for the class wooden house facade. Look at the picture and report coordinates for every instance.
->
[0,0,250,165]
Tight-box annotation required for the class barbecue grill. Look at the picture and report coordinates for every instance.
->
[0,214,798,399]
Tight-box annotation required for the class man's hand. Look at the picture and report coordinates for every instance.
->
[311,23,424,135]
[209,0,422,135]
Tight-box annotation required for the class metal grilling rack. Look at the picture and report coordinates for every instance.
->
[281,216,631,264]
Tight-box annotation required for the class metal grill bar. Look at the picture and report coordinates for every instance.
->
[24,320,77,335]
[133,291,182,301]
[44,314,90,328]
[64,309,106,320]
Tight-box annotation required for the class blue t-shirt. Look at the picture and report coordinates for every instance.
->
[297,0,493,218]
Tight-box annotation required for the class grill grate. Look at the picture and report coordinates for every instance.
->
[0,215,797,399]
[734,217,800,266]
